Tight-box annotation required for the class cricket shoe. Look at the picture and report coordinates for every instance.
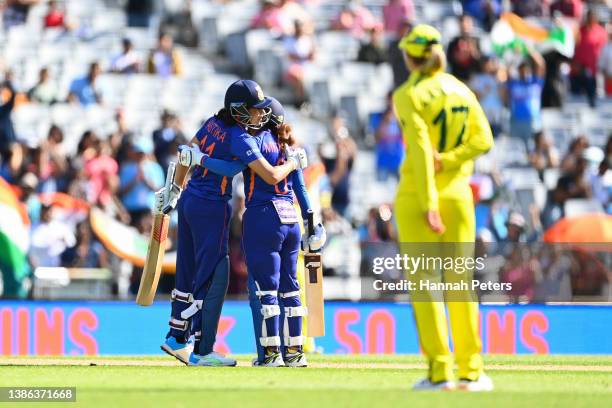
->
[188,351,237,367]
[284,351,308,367]
[259,351,285,367]
[458,374,494,392]
[161,336,193,365]
[412,378,456,391]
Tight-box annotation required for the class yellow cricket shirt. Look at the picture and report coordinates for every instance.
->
[392,69,494,211]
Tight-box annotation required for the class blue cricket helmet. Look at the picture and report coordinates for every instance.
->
[267,96,285,128]
[224,79,272,129]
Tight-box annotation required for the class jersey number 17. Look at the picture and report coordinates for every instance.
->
[432,105,469,153]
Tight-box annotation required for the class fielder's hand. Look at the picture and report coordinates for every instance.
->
[179,143,208,167]
[302,219,327,252]
[161,183,182,214]
[426,210,446,234]
[284,146,308,170]
[433,150,442,173]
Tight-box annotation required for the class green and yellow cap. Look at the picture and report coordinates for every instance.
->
[398,24,442,58]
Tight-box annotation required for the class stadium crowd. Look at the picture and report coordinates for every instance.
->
[0,0,610,301]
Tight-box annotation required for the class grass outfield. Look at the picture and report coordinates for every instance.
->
[1,355,611,408]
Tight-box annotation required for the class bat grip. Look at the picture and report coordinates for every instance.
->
[307,209,314,236]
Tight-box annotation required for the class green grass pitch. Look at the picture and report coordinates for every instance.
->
[1,355,611,407]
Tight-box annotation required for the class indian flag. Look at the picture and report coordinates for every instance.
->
[0,177,30,297]
[89,207,176,272]
[491,12,575,59]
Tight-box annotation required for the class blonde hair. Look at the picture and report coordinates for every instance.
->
[409,45,447,75]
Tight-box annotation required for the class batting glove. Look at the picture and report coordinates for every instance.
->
[284,146,308,170]
[179,143,208,167]
[154,187,166,214]
[301,219,327,252]
[162,183,182,214]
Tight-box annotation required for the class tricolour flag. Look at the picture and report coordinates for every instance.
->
[0,177,30,297]
[491,13,575,59]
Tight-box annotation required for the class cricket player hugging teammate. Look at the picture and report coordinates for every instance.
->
[155,79,326,367]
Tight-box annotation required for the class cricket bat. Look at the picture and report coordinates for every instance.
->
[136,162,176,306]
[304,210,325,337]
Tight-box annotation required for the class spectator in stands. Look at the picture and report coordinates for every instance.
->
[547,156,592,222]
[503,212,527,243]
[84,138,119,208]
[500,245,536,302]
[43,0,67,30]
[332,0,379,39]
[388,19,412,87]
[533,246,573,302]
[29,204,76,268]
[159,0,199,48]
[461,0,500,32]
[529,131,560,181]
[118,137,165,226]
[511,0,545,17]
[61,221,109,268]
[20,172,41,225]
[469,56,505,136]
[152,109,187,172]
[357,26,387,65]
[320,114,357,216]
[382,0,414,37]
[570,8,607,107]
[125,0,154,28]
[503,46,546,149]
[598,22,612,97]
[549,0,583,20]
[27,67,58,105]
[147,33,183,78]
[110,38,140,74]
[75,130,99,164]
[542,52,570,108]
[371,92,403,180]
[358,205,398,278]
[40,125,69,192]
[283,20,316,106]
[109,110,134,165]
[320,206,355,276]
[446,15,481,82]
[358,205,397,243]
[251,0,310,37]
[2,0,39,30]
[0,75,17,163]
[68,62,102,106]
[251,0,285,35]
[0,142,22,183]
[560,136,588,173]
[592,136,612,213]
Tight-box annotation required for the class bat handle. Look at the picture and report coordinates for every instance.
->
[307,209,314,236]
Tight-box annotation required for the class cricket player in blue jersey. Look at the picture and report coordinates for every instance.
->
[179,97,326,367]
[157,80,308,366]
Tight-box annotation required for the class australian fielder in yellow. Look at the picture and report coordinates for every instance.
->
[392,24,494,391]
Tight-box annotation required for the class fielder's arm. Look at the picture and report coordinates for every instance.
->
[437,96,493,171]
[393,90,439,212]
